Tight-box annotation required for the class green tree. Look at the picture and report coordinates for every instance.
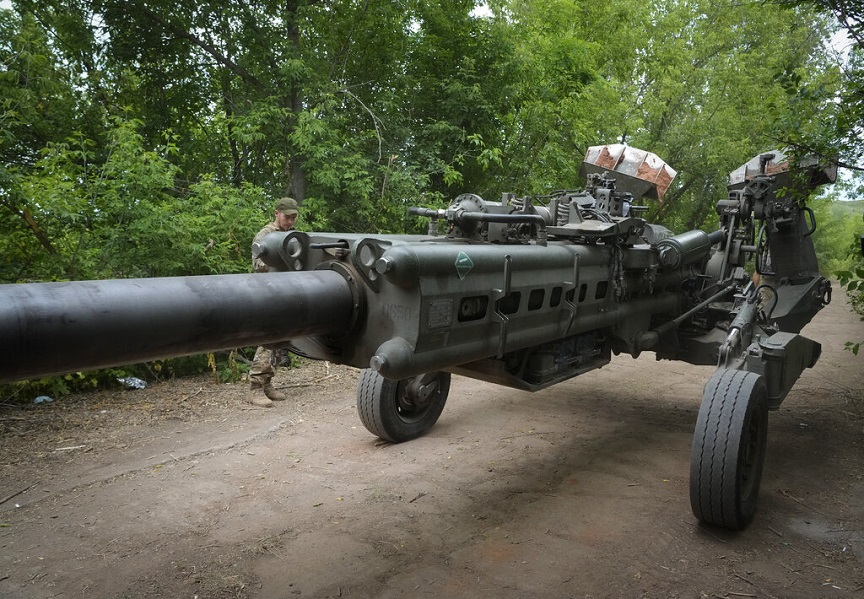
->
[781,0,864,352]
[481,0,649,194]
[0,8,91,281]
[4,0,858,278]
[7,118,265,282]
[772,0,863,169]
[619,0,841,232]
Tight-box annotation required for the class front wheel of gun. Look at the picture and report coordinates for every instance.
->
[356,369,450,442]
[690,369,769,530]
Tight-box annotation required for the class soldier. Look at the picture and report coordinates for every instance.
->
[247,197,299,407]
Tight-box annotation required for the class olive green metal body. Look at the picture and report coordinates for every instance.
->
[263,231,686,391]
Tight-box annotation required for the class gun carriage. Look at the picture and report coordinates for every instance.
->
[0,145,835,530]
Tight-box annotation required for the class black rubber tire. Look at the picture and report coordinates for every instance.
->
[690,369,769,530]
[356,369,450,443]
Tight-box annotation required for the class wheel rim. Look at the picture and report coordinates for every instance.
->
[395,373,440,423]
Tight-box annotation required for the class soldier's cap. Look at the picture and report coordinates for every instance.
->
[275,197,298,216]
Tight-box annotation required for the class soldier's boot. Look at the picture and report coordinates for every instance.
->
[263,382,288,402]
[246,384,274,408]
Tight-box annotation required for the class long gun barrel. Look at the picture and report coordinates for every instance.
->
[0,271,355,383]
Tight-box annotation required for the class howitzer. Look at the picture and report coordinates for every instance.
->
[0,145,836,531]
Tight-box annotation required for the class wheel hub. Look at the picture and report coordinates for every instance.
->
[399,374,440,412]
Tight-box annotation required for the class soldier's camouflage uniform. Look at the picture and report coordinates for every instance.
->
[249,221,282,387]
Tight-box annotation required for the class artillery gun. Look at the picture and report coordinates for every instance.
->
[0,145,835,530]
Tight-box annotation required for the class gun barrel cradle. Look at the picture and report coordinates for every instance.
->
[0,270,355,383]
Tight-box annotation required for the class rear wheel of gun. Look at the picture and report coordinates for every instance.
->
[356,369,451,443]
[689,369,768,530]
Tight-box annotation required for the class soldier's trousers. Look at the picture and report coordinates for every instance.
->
[249,346,275,387]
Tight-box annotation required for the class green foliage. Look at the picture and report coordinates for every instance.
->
[808,196,859,274]
[0,350,251,403]
[8,0,854,237]
[3,0,864,385]
[206,350,252,384]
[770,0,864,169]
[824,180,864,356]
[620,0,841,232]
[837,264,864,355]
[2,117,266,282]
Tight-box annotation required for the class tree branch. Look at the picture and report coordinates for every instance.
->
[341,88,384,162]
[1,199,58,256]
[135,3,268,92]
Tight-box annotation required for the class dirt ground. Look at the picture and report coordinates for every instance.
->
[1,292,862,599]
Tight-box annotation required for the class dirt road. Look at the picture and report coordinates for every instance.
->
[1,293,862,599]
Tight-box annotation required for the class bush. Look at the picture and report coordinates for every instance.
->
[0,350,253,404]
